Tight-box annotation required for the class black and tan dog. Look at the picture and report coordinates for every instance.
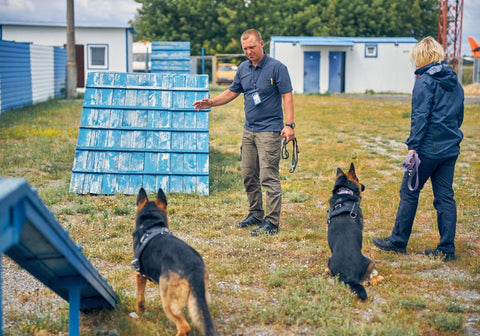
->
[132,188,216,336]
[325,163,383,300]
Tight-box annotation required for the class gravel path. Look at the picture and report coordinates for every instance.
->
[1,256,65,331]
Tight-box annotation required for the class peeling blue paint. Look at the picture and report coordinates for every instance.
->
[70,72,210,195]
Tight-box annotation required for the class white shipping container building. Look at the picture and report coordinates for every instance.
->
[0,21,135,88]
[132,41,151,72]
[270,36,417,94]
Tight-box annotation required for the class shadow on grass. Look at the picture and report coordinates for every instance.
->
[209,148,243,194]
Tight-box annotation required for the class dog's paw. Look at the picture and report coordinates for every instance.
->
[369,275,385,286]
[369,269,378,279]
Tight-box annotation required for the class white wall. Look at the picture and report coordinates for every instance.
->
[2,25,131,83]
[79,27,128,73]
[346,43,415,93]
[30,44,55,103]
[273,42,303,93]
[272,40,416,94]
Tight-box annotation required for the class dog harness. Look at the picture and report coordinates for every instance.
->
[132,226,171,277]
[327,199,360,225]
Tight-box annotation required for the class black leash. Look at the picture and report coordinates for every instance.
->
[281,138,299,173]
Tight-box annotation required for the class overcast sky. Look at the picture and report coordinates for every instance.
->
[0,0,478,56]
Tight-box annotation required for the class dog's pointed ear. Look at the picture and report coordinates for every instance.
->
[157,188,168,206]
[137,187,148,205]
[349,162,355,175]
[336,167,345,176]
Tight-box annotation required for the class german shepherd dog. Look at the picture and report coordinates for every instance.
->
[132,188,216,336]
[325,163,383,300]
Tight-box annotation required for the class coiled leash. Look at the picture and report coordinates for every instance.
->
[402,152,421,191]
[281,138,299,173]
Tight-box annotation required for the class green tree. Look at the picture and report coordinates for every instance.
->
[131,0,438,55]
[133,0,222,54]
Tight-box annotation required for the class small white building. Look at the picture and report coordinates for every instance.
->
[270,36,417,94]
[133,41,151,72]
[0,21,135,88]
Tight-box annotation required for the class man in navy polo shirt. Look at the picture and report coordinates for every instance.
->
[193,29,295,235]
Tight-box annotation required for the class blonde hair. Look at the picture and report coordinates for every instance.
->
[241,29,262,42]
[412,36,445,68]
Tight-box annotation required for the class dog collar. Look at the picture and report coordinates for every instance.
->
[336,187,354,195]
[139,226,170,244]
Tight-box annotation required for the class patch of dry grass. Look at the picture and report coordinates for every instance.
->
[464,83,480,97]
[0,95,479,335]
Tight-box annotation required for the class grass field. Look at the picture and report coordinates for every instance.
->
[0,93,479,336]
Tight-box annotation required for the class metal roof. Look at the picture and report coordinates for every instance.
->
[0,20,132,29]
[271,36,417,46]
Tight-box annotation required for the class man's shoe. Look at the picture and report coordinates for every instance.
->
[425,249,456,262]
[236,213,263,228]
[251,219,279,236]
[373,238,406,253]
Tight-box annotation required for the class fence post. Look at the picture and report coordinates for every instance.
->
[1,254,3,336]
[68,285,80,336]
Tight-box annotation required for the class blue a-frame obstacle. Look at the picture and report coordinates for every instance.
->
[69,72,210,196]
[0,178,117,335]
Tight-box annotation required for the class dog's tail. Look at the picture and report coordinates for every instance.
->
[347,281,367,301]
[188,274,216,336]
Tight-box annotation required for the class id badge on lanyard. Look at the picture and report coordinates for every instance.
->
[252,90,262,105]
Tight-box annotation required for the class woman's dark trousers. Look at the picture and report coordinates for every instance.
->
[388,155,458,254]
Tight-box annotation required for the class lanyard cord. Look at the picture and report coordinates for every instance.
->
[281,138,299,173]
[251,66,263,89]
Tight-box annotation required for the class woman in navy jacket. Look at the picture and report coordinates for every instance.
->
[373,36,464,261]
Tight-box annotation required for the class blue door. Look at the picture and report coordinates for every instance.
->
[329,51,345,93]
[303,51,320,93]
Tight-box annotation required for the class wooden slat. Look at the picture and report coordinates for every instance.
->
[70,72,210,195]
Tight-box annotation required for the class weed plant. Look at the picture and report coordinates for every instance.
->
[0,95,479,335]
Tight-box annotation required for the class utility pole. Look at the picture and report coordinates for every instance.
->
[66,0,77,99]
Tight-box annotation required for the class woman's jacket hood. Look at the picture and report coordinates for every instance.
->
[415,62,458,91]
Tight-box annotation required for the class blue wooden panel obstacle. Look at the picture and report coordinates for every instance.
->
[0,178,117,336]
[70,72,210,195]
[150,41,191,74]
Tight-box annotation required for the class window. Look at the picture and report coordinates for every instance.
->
[133,53,146,62]
[87,44,108,69]
[218,64,237,71]
[365,44,378,58]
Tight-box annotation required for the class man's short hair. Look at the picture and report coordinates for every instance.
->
[412,36,445,68]
[241,29,262,42]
